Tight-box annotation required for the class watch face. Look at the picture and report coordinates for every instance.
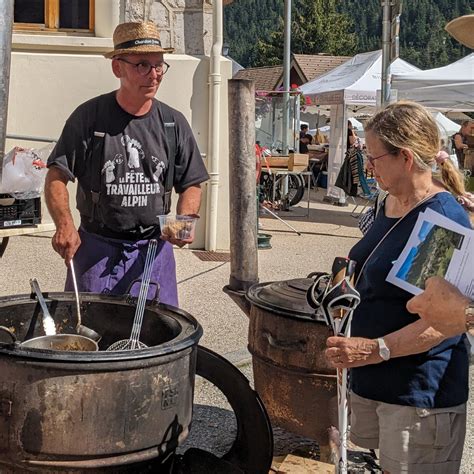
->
[378,338,390,360]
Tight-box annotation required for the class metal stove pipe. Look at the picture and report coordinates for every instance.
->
[0,0,13,183]
[225,79,258,315]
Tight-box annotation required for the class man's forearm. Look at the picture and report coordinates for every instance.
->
[384,319,447,358]
[176,185,202,215]
[45,167,75,229]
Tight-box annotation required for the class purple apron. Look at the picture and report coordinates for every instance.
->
[65,228,178,307]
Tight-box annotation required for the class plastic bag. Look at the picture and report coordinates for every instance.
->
[0,143,54,199]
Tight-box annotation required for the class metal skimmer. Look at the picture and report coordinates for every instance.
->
[107,239,158,351]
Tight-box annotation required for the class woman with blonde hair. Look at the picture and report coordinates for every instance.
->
[325,101,471,474]
[435,150,474,214]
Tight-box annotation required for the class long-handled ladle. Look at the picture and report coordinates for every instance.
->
[70,259,101,342]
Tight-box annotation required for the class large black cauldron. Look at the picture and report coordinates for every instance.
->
[0,292,201,472]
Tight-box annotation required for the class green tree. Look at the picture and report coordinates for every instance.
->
[252,0,358,66]
[224,0,473,69]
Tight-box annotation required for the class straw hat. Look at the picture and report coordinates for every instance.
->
[445,14,474,49]
[104,21,174,59]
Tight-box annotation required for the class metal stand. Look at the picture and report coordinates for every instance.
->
[259,167,313,235]
[259,204,301,236]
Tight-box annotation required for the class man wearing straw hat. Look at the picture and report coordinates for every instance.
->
[45,21,209,306]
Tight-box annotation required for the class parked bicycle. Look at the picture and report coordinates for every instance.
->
[259,172,305,210]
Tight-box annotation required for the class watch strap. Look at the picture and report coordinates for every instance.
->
[466,302,474,331]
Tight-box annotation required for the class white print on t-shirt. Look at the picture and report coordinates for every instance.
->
[105,172,161,207]
[102,136,165,208]
[102,160,116,183]
[116,172,160,207]
[151,156,166,182]
[101,154,125,184]
[121,135,144,169]
[114,154,124,165]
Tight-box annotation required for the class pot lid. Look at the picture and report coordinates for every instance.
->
[246,278,325,322]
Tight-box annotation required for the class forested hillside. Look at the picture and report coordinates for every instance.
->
[224,0,473,69]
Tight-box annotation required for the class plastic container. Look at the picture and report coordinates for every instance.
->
[158,215,197,241]
[318,171,328,189]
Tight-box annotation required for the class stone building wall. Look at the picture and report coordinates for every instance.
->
[124,0,213,56]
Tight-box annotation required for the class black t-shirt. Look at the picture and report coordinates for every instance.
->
[299,131,312,153]
[48,92,209,232]
[452,132,467,163]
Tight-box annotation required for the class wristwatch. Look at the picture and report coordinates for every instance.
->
[466,302,474,332]
[377,338,391,361]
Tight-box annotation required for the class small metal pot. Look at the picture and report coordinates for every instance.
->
[0,326,98,352]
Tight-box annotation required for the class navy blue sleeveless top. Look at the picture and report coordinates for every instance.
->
[349,192,470,408]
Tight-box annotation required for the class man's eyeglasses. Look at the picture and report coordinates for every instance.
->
[116,58,170,76]
[366,151,393,166]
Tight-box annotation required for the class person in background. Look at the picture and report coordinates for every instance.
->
[326,101,470,474]
[347,120,358,149]
[299,124,313,153]
[45,21,209,307]
[406,277,473,338]
[452,120,472,169]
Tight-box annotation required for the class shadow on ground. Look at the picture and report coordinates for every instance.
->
[260,205,361,228]
[178,404,381,472]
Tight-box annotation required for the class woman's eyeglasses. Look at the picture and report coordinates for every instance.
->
[116,58,170,76]
[366,151,393,165]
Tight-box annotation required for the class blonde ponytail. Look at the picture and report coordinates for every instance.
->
[435,158,466,197]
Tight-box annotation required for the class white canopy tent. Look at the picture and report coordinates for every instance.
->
[308,118,363,137]
[309,113,457,144]
[300,50,419,107]
[433,112,460,140]
[300,50,419,203]
[391,54,474,111]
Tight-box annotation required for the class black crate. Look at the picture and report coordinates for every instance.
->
[0,194,42,229]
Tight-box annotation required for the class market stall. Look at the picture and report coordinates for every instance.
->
[300,50,419,203]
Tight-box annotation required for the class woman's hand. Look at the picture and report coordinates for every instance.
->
[325,336,382,369]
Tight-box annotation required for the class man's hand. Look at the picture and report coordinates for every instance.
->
[45,166,79,264]
[325,336,381,369]
[160,214,198,247]
[163,185,202,248]
[52,222,81,265]
[406,277,469,338]
[160,233,193,248]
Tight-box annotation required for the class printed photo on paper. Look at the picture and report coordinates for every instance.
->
[387,209,474,298]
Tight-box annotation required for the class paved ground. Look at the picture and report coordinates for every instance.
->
[0,188,472,472]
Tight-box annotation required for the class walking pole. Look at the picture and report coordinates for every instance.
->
[307,257,360,474]
[259,203,302,235]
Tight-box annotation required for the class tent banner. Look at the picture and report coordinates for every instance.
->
[308,91,344,106]
[344,89,377,105]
